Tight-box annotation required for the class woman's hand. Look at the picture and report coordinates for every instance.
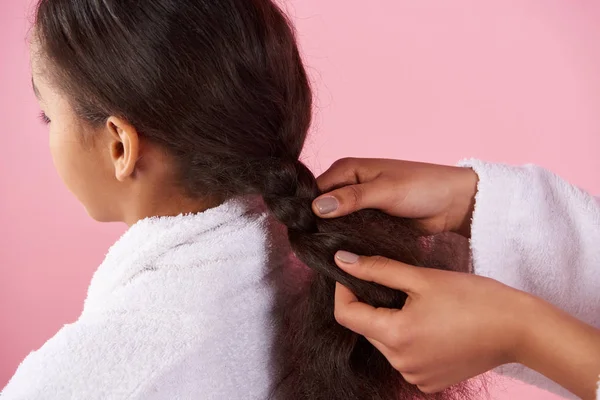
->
[333,250,530,393]
[313,158,478,237]
[333,251,600,399]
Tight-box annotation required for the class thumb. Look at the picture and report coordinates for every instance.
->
[334,251,424,294]
[312,181,390,218]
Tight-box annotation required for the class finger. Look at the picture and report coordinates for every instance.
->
[334,283,402,343]
[313,181,392,218]
[316,158,381,192]
[335,252,425,294]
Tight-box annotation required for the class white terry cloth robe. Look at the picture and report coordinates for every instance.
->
[460,159,600,400]
[1,199,299,399]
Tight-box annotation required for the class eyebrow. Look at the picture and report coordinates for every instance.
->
[32,78,42,100]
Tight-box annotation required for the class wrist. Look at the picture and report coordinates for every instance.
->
[510,294,600,399]
[509,292,547,366]
[451,167,478,238]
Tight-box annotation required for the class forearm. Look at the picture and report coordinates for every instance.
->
[517,295,600,400]
[460,160,600,334]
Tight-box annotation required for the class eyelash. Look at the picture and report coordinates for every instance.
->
[38,111,51,125]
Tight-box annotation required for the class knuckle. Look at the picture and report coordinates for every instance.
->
[389,357,413,374]
[331,157,356,170]
[346,185,363,208]
[384,320,414,351]
[330,158,359,184]
[393,316,410,337]
[366,255,391,274]
[386,328,406,349]
[319,158,358,191]
[333,307,349,327]
[389,359,405,373]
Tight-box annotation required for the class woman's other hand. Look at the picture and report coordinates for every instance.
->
[333,251,600,399]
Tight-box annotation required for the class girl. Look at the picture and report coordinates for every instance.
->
[2,0,473,399]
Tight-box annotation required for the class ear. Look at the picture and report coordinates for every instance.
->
[105,116,140,182]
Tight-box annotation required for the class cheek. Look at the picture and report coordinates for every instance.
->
[48,125,118,221]
[48,125,81,190]
[48,126,101,201]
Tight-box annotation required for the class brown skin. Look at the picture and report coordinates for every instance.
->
[31,54,211,226]
[314,158,600,399]
[313,158,478,237]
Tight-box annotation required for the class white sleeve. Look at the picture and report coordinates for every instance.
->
[459,159,600,400]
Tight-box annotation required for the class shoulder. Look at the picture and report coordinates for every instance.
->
[1,311,199,400]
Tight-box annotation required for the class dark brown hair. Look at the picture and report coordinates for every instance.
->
[34,1,474,398]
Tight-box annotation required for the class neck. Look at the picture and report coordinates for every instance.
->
[121,192,224,227]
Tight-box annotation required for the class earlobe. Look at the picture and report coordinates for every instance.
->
[106,117,140,182]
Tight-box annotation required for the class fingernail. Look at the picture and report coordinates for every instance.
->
[315,196,339,215]
[336,250,359,264]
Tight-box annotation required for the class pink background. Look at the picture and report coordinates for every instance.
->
[1,0,599,398]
